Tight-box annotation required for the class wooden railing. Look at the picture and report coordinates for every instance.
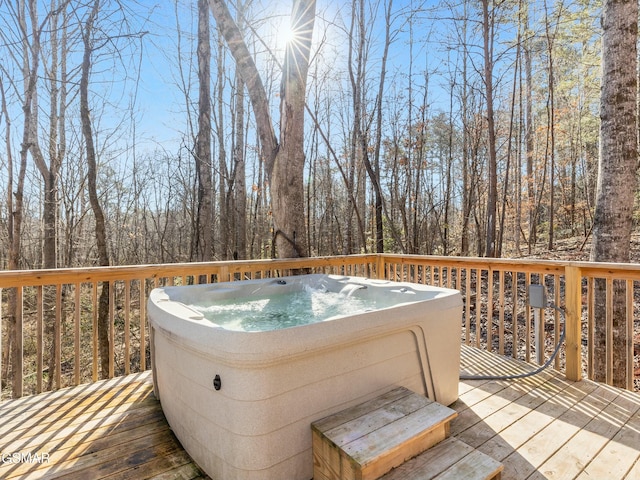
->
[0,254,638,399]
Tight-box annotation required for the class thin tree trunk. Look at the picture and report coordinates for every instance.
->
[215,30,229,258]
[482,0,498,257]
[524,3,536,252]
[544,0,556,251]
[81,0,111,379]
[195,0,213,262]
[2,72,27,397]
[460,1,471,256]
[23,0,63,390]
[497,28,520,257]
[233,73,247,259]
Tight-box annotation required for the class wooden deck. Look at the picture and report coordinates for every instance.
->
[0,371,207,479]
[456,346,640,480]
[1,346,638,480]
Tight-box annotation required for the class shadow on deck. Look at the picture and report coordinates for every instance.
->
[0,371,208,479]
[456,346,640,479]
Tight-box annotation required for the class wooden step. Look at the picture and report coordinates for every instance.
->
[379,437,504,480]
[311,387,458,480]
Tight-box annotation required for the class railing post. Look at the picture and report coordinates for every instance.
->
[565,265,582,382]
[219,266,230,283]
[376,255,386,280]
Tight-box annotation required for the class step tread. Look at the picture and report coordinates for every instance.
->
[379,437,504,480]
[312,387,458,480]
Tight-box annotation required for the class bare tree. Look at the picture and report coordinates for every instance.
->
[230,0,247,260]
[214,29,230,257]
[209,0,315,259]
[1,70,27,397]
[27,0,63,390]
[80,0,112,379]
[482,0,498,257]
[519,1,536,253]
[195,0,214,262]
[543,0,558,251]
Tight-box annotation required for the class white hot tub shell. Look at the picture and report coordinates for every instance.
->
[147,274,462,480]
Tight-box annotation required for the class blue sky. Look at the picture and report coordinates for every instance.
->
[127,0,452,154]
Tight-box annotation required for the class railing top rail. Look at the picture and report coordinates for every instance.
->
[0,254,379,288]
[3,254,640,288]
[380,254,640,279]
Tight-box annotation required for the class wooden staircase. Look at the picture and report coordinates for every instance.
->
[311,387,503,480]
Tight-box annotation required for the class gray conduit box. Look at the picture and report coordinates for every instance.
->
[529,284,547,309]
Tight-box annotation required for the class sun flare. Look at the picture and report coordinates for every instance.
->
[279,25,296,47]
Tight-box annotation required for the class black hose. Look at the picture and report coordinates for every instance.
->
[459,306,566,381]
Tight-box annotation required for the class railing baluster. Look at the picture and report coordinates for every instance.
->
[0,288,2,398]
[74,282,81,385]
[626,279,634,390]
[36,286,43,393]
[525,272,532,363]
[464,268,471,346]
[511,272,518,359]
[140,277,147,371]
[487,269,494,354]
[16,286,24,398]
[109,281,115,379]
[498,270,505,355]
[125,279,131,375]
[606,278,614,385]
[55,284,62,390]
[553,274,561,370]
[475,269,481,349]
[92,282,98,382]
[587,276,595,380]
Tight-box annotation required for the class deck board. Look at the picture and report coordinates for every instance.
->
[0,371,208,480]
[457,346,640,480]
[0,346,638,480]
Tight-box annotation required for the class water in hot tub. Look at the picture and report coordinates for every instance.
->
[191,285,401,331]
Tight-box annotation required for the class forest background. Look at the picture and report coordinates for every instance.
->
[0,0,616,269]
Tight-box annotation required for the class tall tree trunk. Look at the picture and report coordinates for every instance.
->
[515,0,525,255]
[524,2,536,252]
[2,72,27,397]
[345,0,359,255]
[231,0,247,260]
[233,71,247,259]
[24,0,63,389]
[347,0,370,255]
[498,28,520,258]
[81,0,111,379]
[460,0,471,256]
[368,0,392,254]
[195,0,213,262]
[590,0,637,389]
[215,30,229,258]
[544,0,557,251]
[482,0,498,257]
[209,0,314,259]
[271,0,315,258]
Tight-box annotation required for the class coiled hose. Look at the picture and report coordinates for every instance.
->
[459,305,566,381]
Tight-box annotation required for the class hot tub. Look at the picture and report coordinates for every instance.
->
[147,274,462,480]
